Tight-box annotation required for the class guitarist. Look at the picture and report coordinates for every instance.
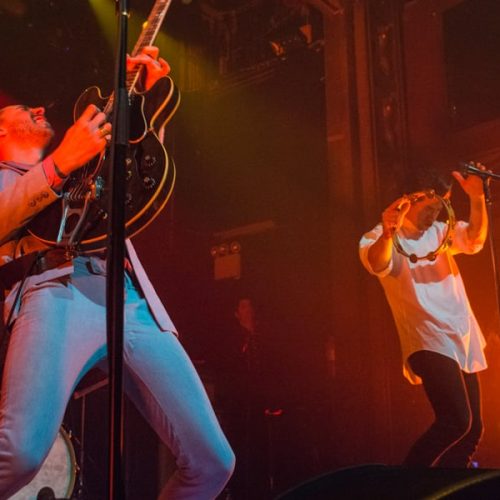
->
[0,47,234,499]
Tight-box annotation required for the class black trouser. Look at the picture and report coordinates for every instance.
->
[403,350,483,467]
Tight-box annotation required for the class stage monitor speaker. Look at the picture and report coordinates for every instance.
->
[275,464,500,499]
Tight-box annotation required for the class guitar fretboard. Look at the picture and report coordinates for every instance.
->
[126,0,173,93]
[103,0,173,115]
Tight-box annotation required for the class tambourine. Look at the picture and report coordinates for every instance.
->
[392,190,456,263]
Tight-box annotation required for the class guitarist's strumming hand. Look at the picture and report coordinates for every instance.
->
[51,104,112,176]
[127,46,170,92]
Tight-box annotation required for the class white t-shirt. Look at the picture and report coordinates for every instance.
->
[359,220,487,384]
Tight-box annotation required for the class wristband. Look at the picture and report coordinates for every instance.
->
[53,163,69,180]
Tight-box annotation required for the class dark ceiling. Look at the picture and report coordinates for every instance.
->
[0,0,323,130]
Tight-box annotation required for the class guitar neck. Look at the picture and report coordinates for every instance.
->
[126,0,173,93]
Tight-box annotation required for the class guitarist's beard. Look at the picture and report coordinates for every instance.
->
[9,117,54,150]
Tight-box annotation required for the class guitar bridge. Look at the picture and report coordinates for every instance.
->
[57,190,93,246]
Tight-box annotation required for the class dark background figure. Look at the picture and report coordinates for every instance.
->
[214,296,283,500]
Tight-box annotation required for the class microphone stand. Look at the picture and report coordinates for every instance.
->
[107,0,129,498]
[463,163,500,338]
[482,177,500,338]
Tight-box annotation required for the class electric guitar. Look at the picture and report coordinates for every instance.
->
[29,0,179,252]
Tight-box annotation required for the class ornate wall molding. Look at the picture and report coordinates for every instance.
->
[366,0,409,203]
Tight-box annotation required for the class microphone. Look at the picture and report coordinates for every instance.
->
[459,161,500,181]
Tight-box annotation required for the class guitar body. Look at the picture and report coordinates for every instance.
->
[28,77,180,252]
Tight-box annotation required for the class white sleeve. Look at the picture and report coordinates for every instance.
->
[359,223,393,277]
[450,220,484,255]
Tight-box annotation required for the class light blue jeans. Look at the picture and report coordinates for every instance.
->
[0,257,234,499]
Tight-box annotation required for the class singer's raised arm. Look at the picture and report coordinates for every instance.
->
[452,165,488,248]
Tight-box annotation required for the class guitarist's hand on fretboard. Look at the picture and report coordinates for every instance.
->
[127,46,170,92]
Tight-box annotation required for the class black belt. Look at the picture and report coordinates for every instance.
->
[0,249,74,291]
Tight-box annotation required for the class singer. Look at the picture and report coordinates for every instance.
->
[359,165,488,467]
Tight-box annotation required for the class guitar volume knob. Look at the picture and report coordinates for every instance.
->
[142,155,156,169]
[143,176,156,190]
